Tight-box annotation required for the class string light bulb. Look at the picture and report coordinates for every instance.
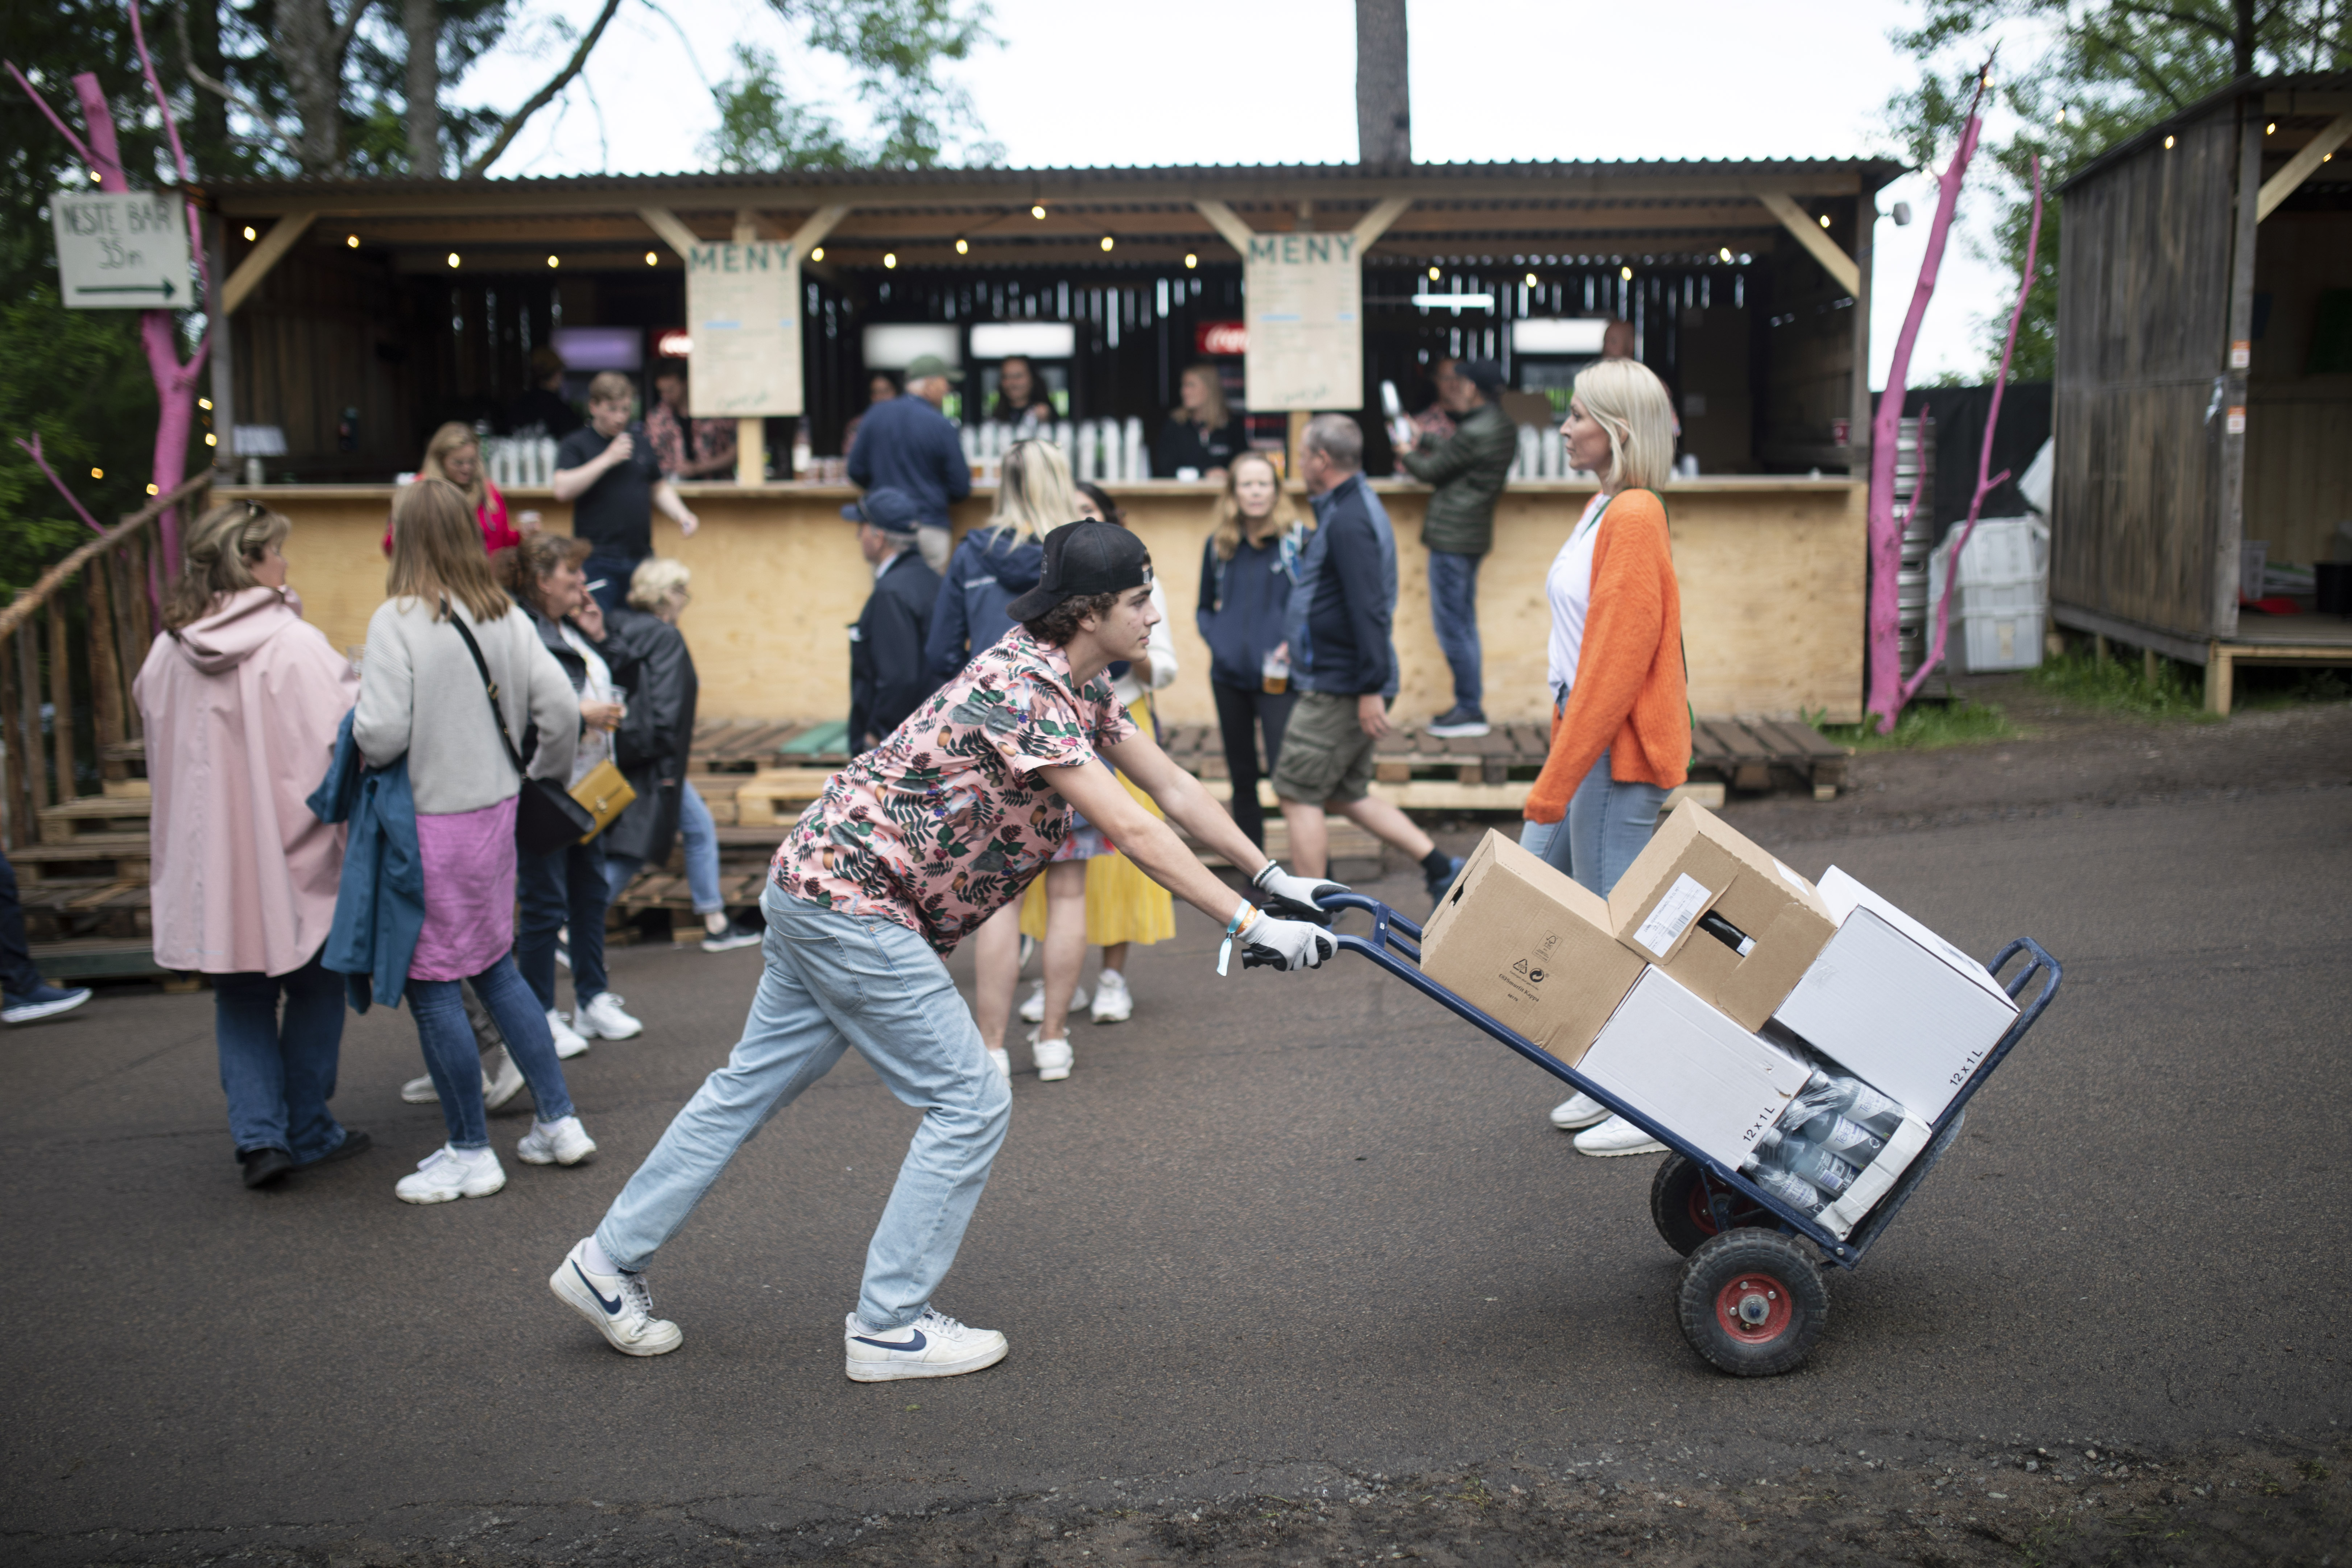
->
[1031,204,1046,219]
[2164,134,2176,149]
[198,398,212,410]
[1183,253,1197,269]
[346,233,359,248]
[1099,235,1114,252]
[91,169,104,183]
[146,483,159,496]
[645,251,658,265]
[89,467,103,480]
[2056,107,2067,124]
[1819,213,1832,228]
[242,226,257,241]
[2266,121,2277,134]
[1719,247,1734,262]
[810,247,824,261]
[1427,265,1440,280]
[1621,265,1633,281]
[884,252,897,269]
[955,237,969,255]
[1525,272,1538,287]
[446,252,460,268]
[204,433,217,446]
[547,255,559,268]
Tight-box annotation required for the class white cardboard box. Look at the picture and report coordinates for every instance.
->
[1579,968,1814,1170]
[1771,869,2020,1122]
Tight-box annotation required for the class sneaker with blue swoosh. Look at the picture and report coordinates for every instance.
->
[843,1308,1007,1382]
[550,1239,682,1356]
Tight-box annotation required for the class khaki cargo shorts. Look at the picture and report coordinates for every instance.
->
[1268,690,1382,804]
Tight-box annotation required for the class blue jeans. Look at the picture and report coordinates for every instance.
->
[595,886,1011,1331]
[213,950,348,1159]
[1520,747,1669,898]
[584,554,638,616]
[604,780,723,915]
[410,955,575,1149]
[1427,550,1484,713]
[518,835,609,1008]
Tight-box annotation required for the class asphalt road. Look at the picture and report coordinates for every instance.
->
[4,732,2348,1563]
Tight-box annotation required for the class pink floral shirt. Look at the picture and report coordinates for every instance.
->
[774,628,1138,953]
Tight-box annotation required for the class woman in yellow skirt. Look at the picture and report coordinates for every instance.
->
[1018,484,1177,1052]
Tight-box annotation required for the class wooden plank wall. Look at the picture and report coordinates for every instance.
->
[2244,209,2352,568]
[233,246,419,482]
[2052,101,2243,641]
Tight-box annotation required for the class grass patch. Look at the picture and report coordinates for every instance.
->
[2027,648,2213,720]
[1816,698,2017,752]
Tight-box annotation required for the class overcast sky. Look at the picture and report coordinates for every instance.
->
[455,0,2027,384]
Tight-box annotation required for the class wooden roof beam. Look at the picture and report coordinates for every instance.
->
[219,211,317,315]
[1755,191,1859,294]
[2257,111,2352,220]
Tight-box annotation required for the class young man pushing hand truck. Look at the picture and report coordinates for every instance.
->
[551,520,1347,1379]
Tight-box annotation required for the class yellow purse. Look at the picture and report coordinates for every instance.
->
[567,759,637,843]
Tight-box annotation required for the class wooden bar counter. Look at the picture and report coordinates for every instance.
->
[220,476,1864,728]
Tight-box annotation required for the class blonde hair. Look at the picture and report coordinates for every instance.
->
[164,500,291,631]
[628,555,692,609]
[1174,363,1230,430]
[587,370,634,407]
[987,439,1077,545]
[1209,451,1306,562]
[387,479,511,623]
[1571,357,1677,494]
[419,421,486,513]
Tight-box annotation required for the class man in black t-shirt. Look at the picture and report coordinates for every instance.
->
[554,371,701,612]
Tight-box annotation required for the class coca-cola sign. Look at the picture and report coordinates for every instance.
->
[1195,320,1247,356]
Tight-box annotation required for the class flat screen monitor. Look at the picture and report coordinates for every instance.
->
[550,326,643,372]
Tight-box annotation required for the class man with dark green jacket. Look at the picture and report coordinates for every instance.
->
[1402,358,1516,737]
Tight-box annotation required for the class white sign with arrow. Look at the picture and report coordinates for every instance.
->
[51,191,192,309]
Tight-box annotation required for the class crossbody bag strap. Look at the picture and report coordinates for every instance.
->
[442,600,531,782]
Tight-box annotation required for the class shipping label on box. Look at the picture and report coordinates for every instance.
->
[1418,830,1647,1066]
[1605,801,1837,1030]
[1579,969,1815,1168]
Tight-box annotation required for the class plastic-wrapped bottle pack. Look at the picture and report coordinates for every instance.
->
[1740,1070,1905,1212]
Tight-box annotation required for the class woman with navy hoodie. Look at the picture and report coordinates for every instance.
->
[1195,451,1311,849]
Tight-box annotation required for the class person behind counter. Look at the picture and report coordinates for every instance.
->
[553,372,700,615]
[848,354,972,574]
[986,355,1058,438]
[381,422,526,558]
[507,346,583,440]
[1521,358,1689,1159]
[1196,451,1309,851]
[1153,363,1248,480]
[647,362,739,481]
[1401,358,1516,740]
[839,370,901,460]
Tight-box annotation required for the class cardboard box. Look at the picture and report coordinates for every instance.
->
[1418,830,1648,1066]
[1770,868,2021,1122]
[1605,801,1838,1030]
[1579,969,1814,1169]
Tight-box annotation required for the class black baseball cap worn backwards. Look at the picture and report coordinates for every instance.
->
[1005,520,1152,621]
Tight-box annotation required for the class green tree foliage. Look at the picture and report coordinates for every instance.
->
[710,0,999,171]
[1886,1,2351,380]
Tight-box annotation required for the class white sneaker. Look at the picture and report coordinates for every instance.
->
[516,1114,597,1166]
[1574,1114,1668,1158]
[575,992,643,1040]
[1549,1091,1610,1130]
[843,1308,1008,1382]
[399,1047,525,1109]
[547,1008,590,1059]
[1033,1036,1073,1082]
[550,1239,682,1357]
[1090,969,1133,1024]
[988,1047,1011,1080]
[395,1144,506,1204]
[1018,979,1088,1026]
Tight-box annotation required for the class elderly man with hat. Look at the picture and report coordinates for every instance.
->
[844,487,944,753]
[549,520,1351,1380]
[1401,357,1517,738]
[846,353,972,573]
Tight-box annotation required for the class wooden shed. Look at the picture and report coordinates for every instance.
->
[2051,71,2352,711]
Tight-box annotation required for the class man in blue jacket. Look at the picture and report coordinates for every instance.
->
[1270,415,1463,904]
[847,354,971,572]
[844,489,945,751]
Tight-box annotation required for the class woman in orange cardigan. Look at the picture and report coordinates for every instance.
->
[1521,358,1690,1156]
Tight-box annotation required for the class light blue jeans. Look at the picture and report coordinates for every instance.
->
[604,780,724,916]
[594,884,1011,1330]
[1519,747,1669,898]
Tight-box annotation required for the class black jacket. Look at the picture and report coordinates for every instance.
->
[597,606,699,866]
[852,549,945,751]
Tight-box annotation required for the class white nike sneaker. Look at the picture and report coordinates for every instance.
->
[395,1144,506,1204]
[1090,969,1133,1024]
[843,1308,1008,1382]
[575,992,643,1040]
[399,1047,526,1109]
[1017,979,1087,1026]
[987,1048,1011,1081]
[547,1008,590,1060]
[1549,1091,1610,1130]
[1033,1036,1073,1082]
[515,1114,597,1166]
[550,1239,682,1357]
[1574,1113,1668,1158]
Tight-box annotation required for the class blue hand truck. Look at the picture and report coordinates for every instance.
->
[1272,891,2063,1377]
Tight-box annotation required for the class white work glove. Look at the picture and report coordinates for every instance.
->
[1251,860,1348,925]
[1234,909,1335,972]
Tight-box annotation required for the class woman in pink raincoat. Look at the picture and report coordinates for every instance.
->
[134,500,367,1190]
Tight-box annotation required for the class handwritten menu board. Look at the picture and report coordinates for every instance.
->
[1244,232,1365,412]
[687,241,802,416]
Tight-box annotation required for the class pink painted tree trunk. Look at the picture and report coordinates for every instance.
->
[1865,80,1987,733]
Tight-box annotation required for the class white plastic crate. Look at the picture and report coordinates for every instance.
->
[1948,517,2046,585]
[1954,576,2045,616]
[1952,608,2044,673]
